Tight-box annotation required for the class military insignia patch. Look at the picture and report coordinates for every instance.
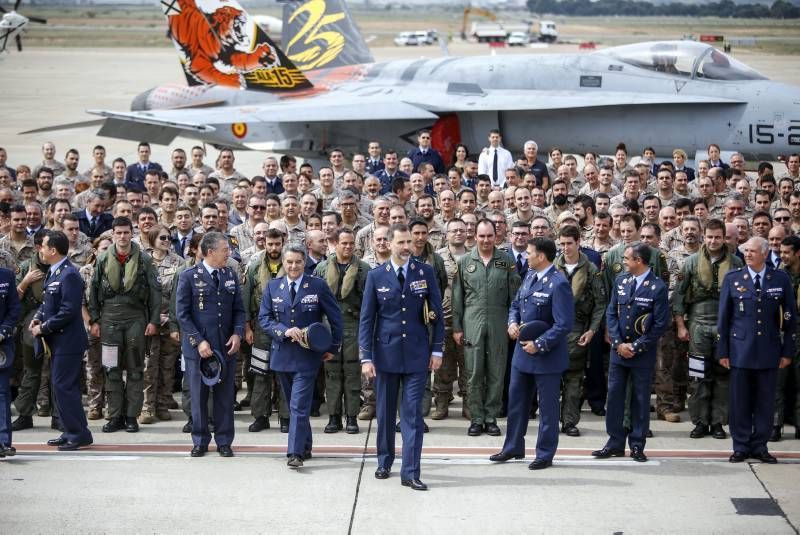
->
[785,312,792,320]
[743,274,749,280]
[467,264,476,273]
[303,283,309,288]
[643,281,649,287]
[494,261,507,268]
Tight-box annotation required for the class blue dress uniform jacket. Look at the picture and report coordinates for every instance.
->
[358,261,445,374]
[717,265,798,457]
[717,267,797,369]
[358,260,445,481]
[258,274,343,458]
[0,268,21,449]
[35,260,92,445]
[407,147,445,174]
[508,265,575,375]
[606,270,670,368]
[258,275,343,373]
[175,263,246,449]
[502,265,573,462]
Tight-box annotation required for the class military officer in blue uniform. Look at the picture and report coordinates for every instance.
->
[176,232,245,458]
[258,243,343,469]
[718,237,797,464]
[490,237,574,470]
[0,263,21,457]
[593,242,670,463]
[359,223,445,491]
[30,230,93,451]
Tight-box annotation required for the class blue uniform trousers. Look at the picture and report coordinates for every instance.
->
[52,353,92,444]
[277,369,317,457]
[503,370,560,461]
[186,355,236,448]
[376,370,426,480]
[0,367,11,447]
[729,367,777,456]
[606,362,652,451]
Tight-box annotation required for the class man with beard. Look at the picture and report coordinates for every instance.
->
[240,222,270,268]
[415,195,443,250]
[572,195,596,243]
[543,181,570,223]
[242,229,289,433]
[674,219,744,439]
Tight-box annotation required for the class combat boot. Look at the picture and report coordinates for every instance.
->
[87,408,103,421]
[156,409,172,421]
[138,410,156,425]
[430,395,449,420]
[325,415,343,433]
[358,405,375,420]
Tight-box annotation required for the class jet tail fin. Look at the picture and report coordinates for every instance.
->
[163,0,311,92]
[281,0,374,70]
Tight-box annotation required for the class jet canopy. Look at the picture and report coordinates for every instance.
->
[605,41,767,81]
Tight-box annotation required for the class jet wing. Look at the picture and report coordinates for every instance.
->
[86,97,437,130]
[409,87,746,113]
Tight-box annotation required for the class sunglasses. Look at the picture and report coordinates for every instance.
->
[250,205,266,210]
[158,235,170,241]
[775,217,791,221]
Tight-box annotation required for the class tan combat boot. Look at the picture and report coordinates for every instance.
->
[87,408,103,420]
[430,395,449,420]
[358,405,375,421]
[138,410,156,424]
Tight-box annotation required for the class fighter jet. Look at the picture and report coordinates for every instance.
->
[25,0,799,162]
[0,0,47,54]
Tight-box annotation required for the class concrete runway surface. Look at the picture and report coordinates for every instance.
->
[1,44,799,173]
[3,400,800,534]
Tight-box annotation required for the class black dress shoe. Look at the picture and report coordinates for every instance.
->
[467,422,483,436]
[0,445,16,457]
[592,446,625,458]
[489,451,524,462]
[345,416,359,434]
[646,429,653,438]
[324,415,343,434]
[280,418,290,433]
[752,451,778,464]
[125,416,139,433]
[729,451,748,463]
[58,439,93,451]
[190,446,207,457]
[248,416,269,433]
[218,445,234,457]
[710,423,727,439]
[528,458,553,470]
[630,446,648,462]
[690,423,709,439]
[769,426,782,442]
[287,455,304,468]
[375,467,390,479]
[47,437,68,446]
[232,401,243,411]
[590,406,606,416]
[11,415,33,431]
[563,425,580,437]
[423,421,429,433]
[485,422,502,436]
[102,417,125,433]
[182,418,193,433]
[401,478,428,491]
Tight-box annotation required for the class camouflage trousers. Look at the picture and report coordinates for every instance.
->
[654,323,689,415]
[142,328,179,413]
[84,335,105,413]
[14,339,55,418]
[433,327,466,402]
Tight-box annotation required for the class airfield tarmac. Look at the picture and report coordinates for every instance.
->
[2,40,800,533]
[1,42,799,174]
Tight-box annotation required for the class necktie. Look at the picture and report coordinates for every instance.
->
[397,266,405,287]
[774,255,781,268]
[516,253,525,275]
[179,237,187,257]
[492,149,498,183]
[89,217,96,235]
[290,281,297,302]
[754,273,761,296]
[531,273,538,285]
[631,277,638,294]
[212,270,219,289]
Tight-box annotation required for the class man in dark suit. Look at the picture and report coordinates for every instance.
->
[30,230,93,451]
[0,264,21,457]
[74,191,113,240]
[718,237,796,463]
[176,232,245,458]
[407,129,445,174]
[490,237,574,470]
[124,142,162,191]
[375,151,408,195]
[259,243,343,468]
[359,223,445,490]
[593,242,670,462]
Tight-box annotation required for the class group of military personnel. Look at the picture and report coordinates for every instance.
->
[0,137,799,478]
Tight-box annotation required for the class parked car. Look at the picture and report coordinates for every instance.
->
[394,31,419,46]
